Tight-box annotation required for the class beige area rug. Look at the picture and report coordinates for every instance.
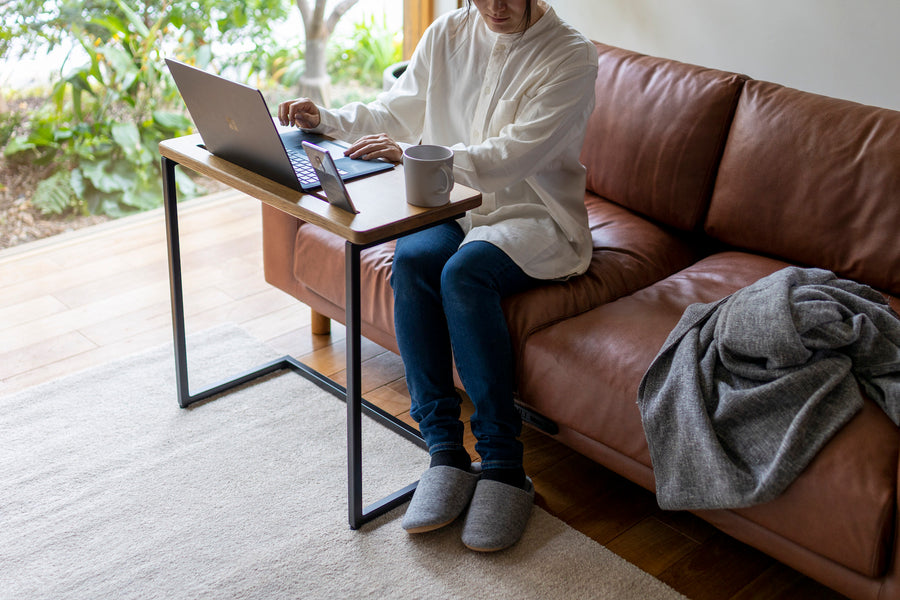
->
[0,326,684,599]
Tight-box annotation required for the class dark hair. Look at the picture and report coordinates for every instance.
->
[464,0,535,34]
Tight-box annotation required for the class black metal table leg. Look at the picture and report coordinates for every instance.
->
[346,241,364,527]
[162,156,191,406]
[163,156,344,406]
[163,157,320,407]
[345,242,422,529]
[162,155,424,530]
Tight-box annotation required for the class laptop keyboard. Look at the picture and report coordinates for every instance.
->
[286,149,347,187]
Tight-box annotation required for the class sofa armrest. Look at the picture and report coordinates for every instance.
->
[260,204,332,334]
[261,203,301,293]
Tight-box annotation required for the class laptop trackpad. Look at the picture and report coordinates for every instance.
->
[279,129,346,159]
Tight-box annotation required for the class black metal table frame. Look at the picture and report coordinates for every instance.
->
[161,156,457,529]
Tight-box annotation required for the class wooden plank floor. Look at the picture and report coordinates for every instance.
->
[0,190,847,599]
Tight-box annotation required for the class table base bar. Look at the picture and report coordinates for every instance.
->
[171,354,425,527]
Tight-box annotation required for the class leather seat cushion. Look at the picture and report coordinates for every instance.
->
[518,251,898,577]
[290,193,708,360]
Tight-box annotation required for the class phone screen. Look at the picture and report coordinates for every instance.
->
[302,141,359,214]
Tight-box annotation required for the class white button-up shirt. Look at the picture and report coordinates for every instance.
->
[316,6,598,280]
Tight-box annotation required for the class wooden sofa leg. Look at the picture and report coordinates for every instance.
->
[310,310,331,335]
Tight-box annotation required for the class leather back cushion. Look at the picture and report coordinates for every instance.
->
[581,42,747,231]
[706,80,900,296]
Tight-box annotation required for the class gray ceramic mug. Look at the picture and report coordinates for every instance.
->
[403,144,455,207]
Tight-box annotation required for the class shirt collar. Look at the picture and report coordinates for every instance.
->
[477,5,557,46]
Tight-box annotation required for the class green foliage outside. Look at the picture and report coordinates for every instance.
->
[0,0,402,217]
[329,14,403,91]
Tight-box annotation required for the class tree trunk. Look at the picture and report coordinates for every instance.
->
[297,37,331,106]
[295,0,361,107]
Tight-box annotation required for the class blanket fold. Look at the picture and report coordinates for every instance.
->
[637,267,900,510]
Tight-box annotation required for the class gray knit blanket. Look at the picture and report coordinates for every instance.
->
[637,267,900,510]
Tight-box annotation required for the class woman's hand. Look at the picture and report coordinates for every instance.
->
[277,98,321,129]
[344,133,403,163]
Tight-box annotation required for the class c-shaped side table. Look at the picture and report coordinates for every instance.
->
[159,134,481,529]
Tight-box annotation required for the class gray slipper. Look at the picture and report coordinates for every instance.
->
[402,465,481,533]
[461,477,534,552]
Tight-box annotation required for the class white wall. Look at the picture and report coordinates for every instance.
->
[548,0,900,111]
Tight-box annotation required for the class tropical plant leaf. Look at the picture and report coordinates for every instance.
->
[32,171,75,215]
[81,159,132,193]
[173,167,198,198]
[111,122,142,159]
[112,0,151,37]
[98,45,138,83]
[152,110,192,132]
[121,187,161,211]
[70,167,86,197]
[3,137,37,157]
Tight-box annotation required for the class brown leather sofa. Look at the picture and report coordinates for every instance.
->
[261,42,900,599]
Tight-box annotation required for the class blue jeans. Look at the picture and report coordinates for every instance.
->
[391,222,541,470]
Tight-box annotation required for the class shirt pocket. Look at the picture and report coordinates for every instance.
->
[487,97,521,139]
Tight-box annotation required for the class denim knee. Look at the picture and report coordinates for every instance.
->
[391,223,463,291]
[439,241,528,308]
[390,240,424,289]
[439,254,481,306]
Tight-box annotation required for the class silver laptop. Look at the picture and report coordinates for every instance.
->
[165,58,393,193]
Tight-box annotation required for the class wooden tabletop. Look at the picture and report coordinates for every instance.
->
[159,134,482,246]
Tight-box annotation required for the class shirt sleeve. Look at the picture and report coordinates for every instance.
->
[314,24,436,145]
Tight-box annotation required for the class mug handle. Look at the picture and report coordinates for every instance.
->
[437,164,454,194]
